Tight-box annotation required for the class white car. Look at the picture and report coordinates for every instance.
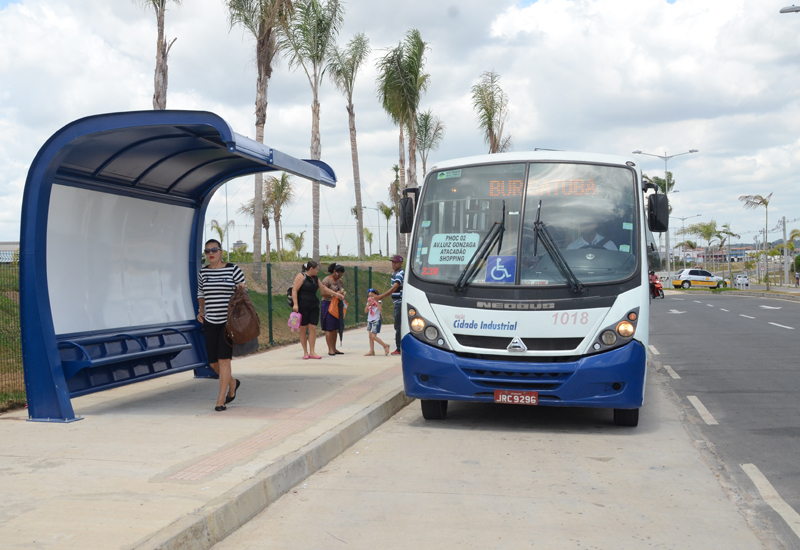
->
[734,274,750,287]
[672,268,727,289]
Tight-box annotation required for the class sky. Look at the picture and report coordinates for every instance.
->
[2,0,800,257]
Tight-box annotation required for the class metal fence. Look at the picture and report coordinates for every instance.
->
[0,261,395,411]
[0,260,23,412]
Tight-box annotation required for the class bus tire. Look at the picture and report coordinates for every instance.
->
[681,281,691,289]
[421,399,448,420]
[614,408,639,427]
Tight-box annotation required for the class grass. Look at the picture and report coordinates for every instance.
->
[0,263,23,412]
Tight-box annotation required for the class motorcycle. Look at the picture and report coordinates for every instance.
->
[652,278,664,299]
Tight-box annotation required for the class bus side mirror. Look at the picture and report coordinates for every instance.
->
[648,194,669,232]
[399,197,414,234]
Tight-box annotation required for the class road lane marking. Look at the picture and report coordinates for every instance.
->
[668,309,686,314]
[707,304,714,307]
[687,396,718,425]
[760,305,782,310]
[694,300,702,303]
[720,308,729,312]
[740,314,756,319]
[672,298,684,301]
[648,345,660,355]
[663,365,681,379]
[741,464,800,539]
[769,322,794,330]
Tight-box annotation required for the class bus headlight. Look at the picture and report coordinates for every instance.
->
[410,317,426,333]
[601,331,617,345]
[424,326,439,341]
[616,321,635,338]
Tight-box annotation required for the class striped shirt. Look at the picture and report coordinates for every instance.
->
[391,269,404,303]
[197,263,245,324]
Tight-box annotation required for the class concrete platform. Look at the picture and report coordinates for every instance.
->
[0,331,406,549]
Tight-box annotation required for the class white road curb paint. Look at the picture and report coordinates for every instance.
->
[687,396,718,425]
[648,345,660,355]
[663,365,681,379]
[740,314,755,319]
[741,463,800,539]
[769,322,794,330]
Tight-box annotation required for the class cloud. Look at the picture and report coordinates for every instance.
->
[2,0,800,252]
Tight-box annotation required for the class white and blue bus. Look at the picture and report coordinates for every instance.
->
[397,151,668,427]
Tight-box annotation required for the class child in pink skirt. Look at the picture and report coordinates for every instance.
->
[364,289,390,356]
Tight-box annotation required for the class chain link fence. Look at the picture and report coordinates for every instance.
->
[0,254,23,412]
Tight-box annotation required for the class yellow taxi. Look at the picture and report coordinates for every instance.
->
[672,268,728,289]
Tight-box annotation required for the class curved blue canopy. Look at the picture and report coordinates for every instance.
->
[20,110,336,422]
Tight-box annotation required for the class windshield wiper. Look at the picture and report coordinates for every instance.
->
[454,201,505,292]
[532,200,585,294]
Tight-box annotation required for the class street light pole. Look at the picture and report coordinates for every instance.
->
[632,149,698,282]
[671,213,702,268]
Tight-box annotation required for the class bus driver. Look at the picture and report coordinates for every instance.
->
[566,221,617,251]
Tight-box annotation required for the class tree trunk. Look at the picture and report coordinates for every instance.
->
[348,102,365,260]
[311,90,321,262]
[398,125,408,258]
[152,5,174,110]
[407,119,418,189]
[252,26,275,281]
[274,209,282,262]
[386,219,390,257]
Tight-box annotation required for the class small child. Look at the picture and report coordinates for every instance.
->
[364,288,390,356]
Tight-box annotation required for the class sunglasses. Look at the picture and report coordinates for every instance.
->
[204,247,221,254]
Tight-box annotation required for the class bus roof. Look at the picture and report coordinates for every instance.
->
[427,150,637,175]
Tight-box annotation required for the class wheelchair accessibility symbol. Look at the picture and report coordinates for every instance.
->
[486,255,516,283]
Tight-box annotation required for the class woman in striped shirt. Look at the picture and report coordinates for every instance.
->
[197,239,245,411]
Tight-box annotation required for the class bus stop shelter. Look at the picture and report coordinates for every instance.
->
[19,110,336,422]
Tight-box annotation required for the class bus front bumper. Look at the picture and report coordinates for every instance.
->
[401,335,646,409]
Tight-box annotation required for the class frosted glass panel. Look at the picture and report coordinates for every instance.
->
[47,185,195,335]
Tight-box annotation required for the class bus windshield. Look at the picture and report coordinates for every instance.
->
[411,161,638,287]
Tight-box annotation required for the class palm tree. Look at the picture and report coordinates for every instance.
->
[364,228,374,256]
[285,231,306,257]
[227,0,294,279]
[674,240,697,266]
[416,109,445,177]
[376,29,430,193]
[718,223,739,280]
[379,202,393,257]
[387,164,402,255]
[238,191,273,260]
[268,172,295,261]
[739,193,773,290]
[209,219,235,259]
[137,0,182,110]
[280,0,345,262]
[329,32,370,260]
[684,221,718,273]
[471,70,512,154]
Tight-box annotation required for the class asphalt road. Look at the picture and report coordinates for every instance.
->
[650,292,800,549]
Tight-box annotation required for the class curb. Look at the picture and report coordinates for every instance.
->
[134,388,412,550]
[666,289,800,302]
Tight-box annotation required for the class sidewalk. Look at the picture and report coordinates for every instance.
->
[0,331,406,550]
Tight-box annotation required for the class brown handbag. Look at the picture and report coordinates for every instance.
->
[225,286,261,345]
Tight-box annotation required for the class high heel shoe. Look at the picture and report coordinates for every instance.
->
[225,379,241,404]
[215,405,226,412]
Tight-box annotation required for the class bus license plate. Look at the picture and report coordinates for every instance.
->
[494,390,539,405]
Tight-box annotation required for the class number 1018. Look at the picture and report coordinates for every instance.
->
[553,312,589,325]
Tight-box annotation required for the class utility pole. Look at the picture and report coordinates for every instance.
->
[783,216,788,286]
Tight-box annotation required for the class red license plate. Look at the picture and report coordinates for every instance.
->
[494,390,539,405]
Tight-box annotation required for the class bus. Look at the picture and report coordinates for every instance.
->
[397,151,668,427]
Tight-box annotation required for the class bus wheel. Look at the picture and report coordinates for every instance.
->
[421,399,448,420]
[681,281,691,289]
[614,408,639,427]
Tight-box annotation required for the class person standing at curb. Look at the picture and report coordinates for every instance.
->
[376,255,404,355]
[197,239,245,412]
[321,263,346,356]
[364,288,390,356]
[292,261,344,360]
